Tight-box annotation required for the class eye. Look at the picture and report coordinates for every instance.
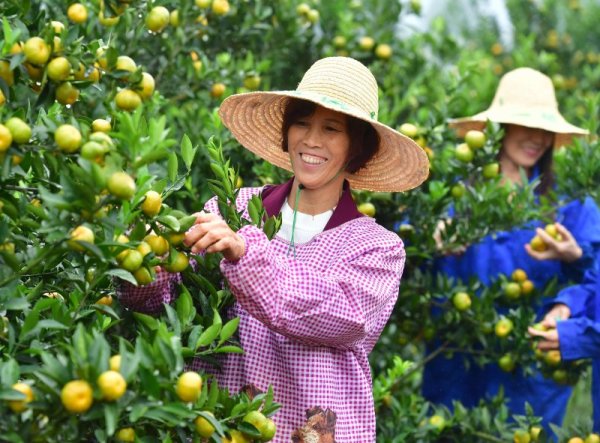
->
[325,125,342,132]
[293,120,309,127]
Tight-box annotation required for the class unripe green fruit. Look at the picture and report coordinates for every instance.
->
[5,117,32,144]
[141,190,162,217]
[107,171,136,200]
[464,130,486,149]
[47,56,71,81]
[452,292,471,311]
[146,6,170,32]
[55,124,82,153]
[455,143,474,163]
[119,249,143,272]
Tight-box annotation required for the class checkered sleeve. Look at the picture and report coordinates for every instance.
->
[116,270,182,314]
[220,223,405,349]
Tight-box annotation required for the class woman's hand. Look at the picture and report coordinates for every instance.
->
[527,303,571,351]
[433,218,466,255]
[525,222,583,262]
[183,212,246,262]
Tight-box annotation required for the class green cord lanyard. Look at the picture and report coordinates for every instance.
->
[287,184,303,258]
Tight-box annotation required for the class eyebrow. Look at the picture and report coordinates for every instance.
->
[323,118,346,125]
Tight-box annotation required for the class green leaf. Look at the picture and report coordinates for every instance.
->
[238,422,262,439]
[175,285,196,328]
[177,215,197,233]
[103,403,119,436]
[197,410,226,437]
[0,358,20,385]
[181,135,196,170]
[209,163,226,181]
[106,269,138,286]
[247,197,261,225]
[164,304,181,337]
[196,323,221,348]
[18,310,40,341]
[4,297,29,310]
[133,147,170,167]
[157,215,180,232]
[137,367,161,398]
[218,317,239,345]
[168,152,178,183]
[130,403,149,423]
[133,313,160,331]
[214,345,244,354]
[206,378,219,410]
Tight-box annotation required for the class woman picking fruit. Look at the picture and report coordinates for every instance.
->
[423,67,600,431]
[118,57,429,442]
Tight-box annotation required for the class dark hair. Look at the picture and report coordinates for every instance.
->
[534,146,555,195]
[498,124,555,195]
[281,98,380,174]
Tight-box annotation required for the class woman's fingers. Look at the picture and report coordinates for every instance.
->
[524,243,551,260]
[188,224,227,253]
[527,326,560,350]
[554,222,575,242]
[183,213,221,248]
[535,227,558,247]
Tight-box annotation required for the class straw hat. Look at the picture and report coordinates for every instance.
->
[449,67,588,147]
[218,57,429,192]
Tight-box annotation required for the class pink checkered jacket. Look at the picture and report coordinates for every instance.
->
[118,179,405,442]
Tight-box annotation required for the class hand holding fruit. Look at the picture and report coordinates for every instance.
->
[184,212,245,262]
[527,303,570,350]
[525,222,582,262]
[528,325,560,351]
[433,218,466,255]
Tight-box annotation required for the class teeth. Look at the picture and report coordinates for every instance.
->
[302,154,326,165]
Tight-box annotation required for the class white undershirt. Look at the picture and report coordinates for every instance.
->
[277,200,334,244]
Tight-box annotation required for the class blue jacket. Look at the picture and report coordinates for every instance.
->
[422,196,600,430]
[552,270,600,432]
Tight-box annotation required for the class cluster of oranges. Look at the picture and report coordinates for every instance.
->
[331,33,393,61]
[503,268,535,300]
[0,10,156,112]
[7,354,125,416]
[529,223,562,252]
[295,3,320,25]
[69,187,193,285]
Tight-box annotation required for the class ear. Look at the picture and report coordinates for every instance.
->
[325,408,337,426]
[305,406,323,418]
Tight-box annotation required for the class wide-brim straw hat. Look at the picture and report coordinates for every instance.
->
[218,57,429,192]
[449,67,588,148]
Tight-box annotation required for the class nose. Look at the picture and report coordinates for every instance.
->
[303,124,322,148]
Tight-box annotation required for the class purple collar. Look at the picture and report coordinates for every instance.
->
[261,178,364,231]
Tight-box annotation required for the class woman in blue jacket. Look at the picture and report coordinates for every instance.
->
[422,68,600,430]
[529,270,600,432]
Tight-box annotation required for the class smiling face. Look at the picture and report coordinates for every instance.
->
[501,124,554,170]
[286,105,351,193]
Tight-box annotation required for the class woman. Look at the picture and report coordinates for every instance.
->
[119,57,429,442]
[422,67,600,430]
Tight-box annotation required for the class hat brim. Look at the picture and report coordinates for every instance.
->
[218,91,430,192]
[449,108,589,148]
